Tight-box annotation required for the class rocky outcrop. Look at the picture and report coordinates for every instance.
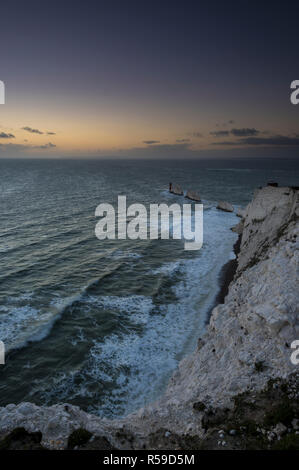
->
[169,183,183,195]
[0,186,298,449]
[185,190,201,202]
[217,201,234,212]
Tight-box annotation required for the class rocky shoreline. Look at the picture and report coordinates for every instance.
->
[0,186,298,450]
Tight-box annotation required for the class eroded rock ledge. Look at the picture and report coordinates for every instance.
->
[0,186,298,449]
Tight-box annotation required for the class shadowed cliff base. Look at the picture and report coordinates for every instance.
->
[206,233,242,326]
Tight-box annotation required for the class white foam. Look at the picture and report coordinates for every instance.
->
[151,261,181,275]
[85,294,154,325]
[39,209,238,417]
[91,208,238,415]
[0,304,41,347]
[2,204,238,418]
[0,290,85,352]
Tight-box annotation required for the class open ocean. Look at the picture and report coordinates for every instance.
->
[0,157,298,417]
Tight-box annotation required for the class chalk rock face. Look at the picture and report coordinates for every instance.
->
[170,184,183,196]
[236,207,246,218]
[231,220,244,234]
[237,186,298,274]
[0,402,120,449]
[217,201,234,212]
[153,187,299,431]
[185,190,201,202]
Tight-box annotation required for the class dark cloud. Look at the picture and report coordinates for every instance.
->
[22,127,57,136]
[143,140,160,145]
[211,134,299,147]
[210,130,230,137]
[22,126,44,135]
[35,142,56,149]
[0,143,30,152]
[176,138,191,143]
[240,135,299,146]
[211,128,259,138]
[230,128,259,137]
[211,141,239,146]
[0,132,15,139]
[0,142,57,154]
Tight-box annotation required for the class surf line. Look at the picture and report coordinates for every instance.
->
[95,195,203,251]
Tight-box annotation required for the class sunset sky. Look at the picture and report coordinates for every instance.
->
[0,0,298,159]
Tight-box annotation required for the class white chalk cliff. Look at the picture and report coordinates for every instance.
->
[0,186,298,448]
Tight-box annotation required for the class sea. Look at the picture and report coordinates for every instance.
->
[0,157,298,417]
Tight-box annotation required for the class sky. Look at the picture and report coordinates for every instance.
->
[0,0,299,159]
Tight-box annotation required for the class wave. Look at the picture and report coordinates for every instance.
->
[0,202,238,417]
[0,252,145,353]
[35,210,237,417]
[0,292,82,353]
[34,258,215,417]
